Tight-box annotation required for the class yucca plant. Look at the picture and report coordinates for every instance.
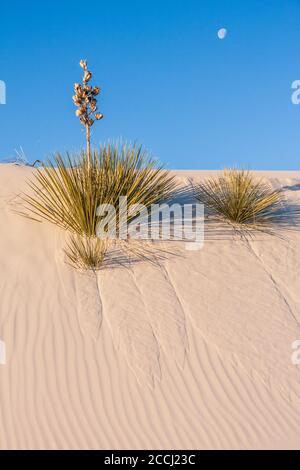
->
[18,59,177,270]
[193,168,283,232]
[20,143,177,269]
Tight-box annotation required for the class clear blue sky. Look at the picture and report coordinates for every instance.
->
[1,0,300,169]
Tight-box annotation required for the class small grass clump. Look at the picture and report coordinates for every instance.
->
[193,168,283,232]
[65,235,108,271]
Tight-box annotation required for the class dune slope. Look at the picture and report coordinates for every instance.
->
[0,165,300,450]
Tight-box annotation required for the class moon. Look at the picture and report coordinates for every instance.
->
[217,28,227,40]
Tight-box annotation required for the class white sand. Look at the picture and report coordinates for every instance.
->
[1,165,300,449]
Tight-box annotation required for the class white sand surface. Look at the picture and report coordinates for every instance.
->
[1,165,300,449]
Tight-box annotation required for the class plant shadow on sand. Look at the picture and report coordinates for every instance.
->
[281,183,300,192]
[204,200,300,242]
[170,181,300,242]
[76,183,300,390]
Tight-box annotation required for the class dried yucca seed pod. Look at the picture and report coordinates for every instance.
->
[72,95,82,106]
[92,86,100,96]
[75,107,86,117]
[74,83,82,93]
[80,115,88,125]
[79,59,87,70]
[84,71,92,83]
[90,99,97,112]
[95,113,103,120]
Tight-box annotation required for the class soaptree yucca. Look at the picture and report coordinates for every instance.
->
[19,59,177,269]
[21,143,177,269]
[193,169,283,232]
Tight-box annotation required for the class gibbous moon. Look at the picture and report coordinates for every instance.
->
[217,28,227,40]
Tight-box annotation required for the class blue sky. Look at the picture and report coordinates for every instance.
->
[0,0,300,169]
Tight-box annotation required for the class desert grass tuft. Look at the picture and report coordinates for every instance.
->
[65,235,108,271]
[193,168,284,232]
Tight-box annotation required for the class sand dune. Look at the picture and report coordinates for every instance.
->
[1,165,300,449]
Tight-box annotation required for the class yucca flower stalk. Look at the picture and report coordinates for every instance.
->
[73,59,103,171]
